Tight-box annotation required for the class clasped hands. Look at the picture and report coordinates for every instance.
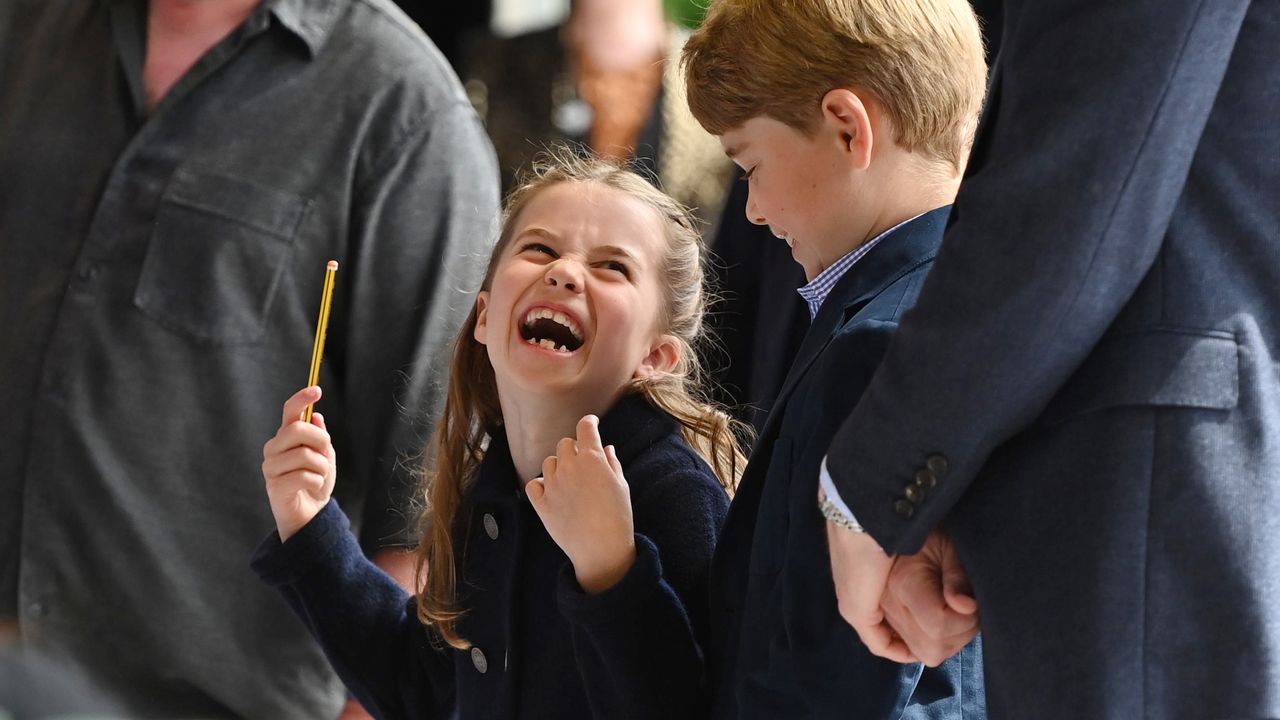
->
[826,516,979,667]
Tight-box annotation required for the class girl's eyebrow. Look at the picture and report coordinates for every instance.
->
[514,227,558,243]
[597,245,639,264]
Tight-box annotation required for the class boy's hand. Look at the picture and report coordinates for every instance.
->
[526,415,636,593]
[262,386,337,541]
[827,522,919,664]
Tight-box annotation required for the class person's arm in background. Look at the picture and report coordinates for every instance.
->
[334,93,500,718]
[825,0,1253,659]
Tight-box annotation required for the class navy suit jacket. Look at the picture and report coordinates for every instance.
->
[711,208,985,719]
[826,2,1280,718]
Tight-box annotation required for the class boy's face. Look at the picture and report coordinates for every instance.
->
[721,114,873,282]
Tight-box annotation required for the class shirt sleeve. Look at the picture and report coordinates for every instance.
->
[826,0,1253,553]
[335,99,500,551]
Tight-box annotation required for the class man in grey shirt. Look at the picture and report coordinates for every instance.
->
[0,0,500,716]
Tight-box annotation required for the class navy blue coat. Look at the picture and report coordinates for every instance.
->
[826,2,1280,718]
[253,394,730,719]
[710,208,985,719]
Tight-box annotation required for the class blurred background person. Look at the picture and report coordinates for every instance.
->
[0,0,499,717]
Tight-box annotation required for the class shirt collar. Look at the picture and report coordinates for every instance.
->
[796,212,927,320]
[265,0,342,57]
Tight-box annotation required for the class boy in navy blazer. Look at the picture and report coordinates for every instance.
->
[682,0,989,717]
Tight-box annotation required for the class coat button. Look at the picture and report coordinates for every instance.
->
[914,468,937,490]
[893,499,915,519]
[904,484,923,503]
[470,646,488,673]
[483,513,499,540]
[926,454,949,476]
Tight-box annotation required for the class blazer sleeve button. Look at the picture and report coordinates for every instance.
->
[925,454,949,476]
[914,468,937,490]
[893,499,915,519]
[904,484,923,503]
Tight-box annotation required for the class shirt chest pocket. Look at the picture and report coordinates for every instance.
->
[133,167,312,345]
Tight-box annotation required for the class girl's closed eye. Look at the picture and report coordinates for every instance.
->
[520,241,557,258]
[596,260,631,278]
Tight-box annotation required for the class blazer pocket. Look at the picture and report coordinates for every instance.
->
[749,437,793,576]
[134,166,311,345]
[1041,328,1239,425]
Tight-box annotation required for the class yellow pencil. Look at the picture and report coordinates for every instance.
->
[304,260,339,422]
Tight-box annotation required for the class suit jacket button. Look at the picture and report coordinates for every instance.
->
[893,499,915,519]
[904,484,923,503]
[471,647,489,673]
[926,454,949,476]
[483,513,499,540]
[914,468,937,490]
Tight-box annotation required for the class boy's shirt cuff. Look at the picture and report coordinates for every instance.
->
[819,456,864,529]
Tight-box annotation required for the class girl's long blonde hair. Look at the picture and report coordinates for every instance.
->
[414,148,749,649]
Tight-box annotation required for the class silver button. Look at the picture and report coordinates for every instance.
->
[483,513,499,540]
[27,601,46,618]
[470,646,488,673]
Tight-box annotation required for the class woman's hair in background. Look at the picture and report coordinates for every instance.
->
[414,146,750,649]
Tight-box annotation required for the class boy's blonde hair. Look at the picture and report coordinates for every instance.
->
[682,0,988,171]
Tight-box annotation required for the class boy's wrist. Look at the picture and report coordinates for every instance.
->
[818,458,865,534]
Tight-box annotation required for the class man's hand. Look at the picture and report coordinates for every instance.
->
[880,529,979,666]
[826,521,917,663]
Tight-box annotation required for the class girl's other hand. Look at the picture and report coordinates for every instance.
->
[527,415,636,593]
[262,386,337,541]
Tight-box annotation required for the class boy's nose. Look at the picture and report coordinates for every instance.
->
[745,196,767,226]
[544,260,583,292]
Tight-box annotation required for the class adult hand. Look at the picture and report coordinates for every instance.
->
[262,386,337,541]
[826,521,917,663]
[880,528,979,666]
[527,415,636,593]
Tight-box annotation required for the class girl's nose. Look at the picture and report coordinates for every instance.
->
[545,260,583,292]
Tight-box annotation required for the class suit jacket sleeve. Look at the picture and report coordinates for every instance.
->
[826,0,1253,552]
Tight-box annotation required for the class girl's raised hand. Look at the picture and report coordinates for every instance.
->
[526,415,636,593]
[262,386,337,541]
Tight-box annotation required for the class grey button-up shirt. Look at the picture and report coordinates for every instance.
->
[0,0,499,716]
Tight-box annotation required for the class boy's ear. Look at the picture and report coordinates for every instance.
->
[633,334,681,380]
[472,291,490,345]
[821,88,874,171]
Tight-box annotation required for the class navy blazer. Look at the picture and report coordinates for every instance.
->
[826,2,1280,718]
[252,394,730,719]
[710,208,985,719]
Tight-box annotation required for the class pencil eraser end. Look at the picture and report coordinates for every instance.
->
[327,260,339,270]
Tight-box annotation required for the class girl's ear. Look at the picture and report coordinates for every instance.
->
[473,291,490,345]
[821,88,874,172]
[633,334,681,380]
